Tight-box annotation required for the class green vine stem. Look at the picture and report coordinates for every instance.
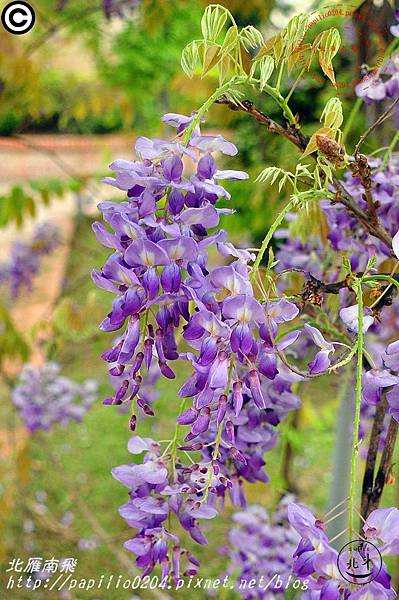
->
[380,130,399,170]
[348,279,364,540]
[343,97,362,143]
[182,78,240,145]
[169,397,187,481]
[250,196,297,283]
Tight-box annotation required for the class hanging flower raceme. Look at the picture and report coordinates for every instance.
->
[94,112,348,575]
[223,496,301,598]
[288,502,399,598]
[0,222,61,299]
[112,435,218,577]
[12,363,97,432]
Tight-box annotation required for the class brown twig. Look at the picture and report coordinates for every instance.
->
[215,97,308,150]
[301,273,398,315]
[217,97,394,252]
[350,153,379,227]
[367,417,398,514]
[360,398,388,520]
[354,96,399,157]
[349,98,399,235]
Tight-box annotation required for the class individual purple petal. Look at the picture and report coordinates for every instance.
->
[92,222,119,249]
[304,323,334,352]
[248,370,267,409]
[198,337,218,366]
[191,408,211,435]
[210,266,252,295]
[168,189,185,215]
[197,153,216,179]
[208,352,229,389]
[179,205,220,228]
[189,504,217,519]
[339,305,374,333]
[363,369,399,405]
[162,155,183,183]
[91,269,119,293]
[363,507,399,554]
[125,239,169,268]
[127,436,155,454]
[259,353,278,380]
[383,340,399,371]
[287,502,328,547]
[393,229,399,259]
[118,316,140,364]
[190,134,238,156]
[177,407,197,425]
[143,267,160,299]
[214,169,249,180]
[308,350,331,374]
[159,237,198,261]
[230,323,254,354]
[268,299,299,323]
[222,294,265,324]
[161,112,194,129]
[161,264,181,293]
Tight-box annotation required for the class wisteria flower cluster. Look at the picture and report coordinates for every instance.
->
[288,502,399,599]
[12,362,97,432]
[224,496,301,598]
[0,222,60,299]
[93,113,321,572]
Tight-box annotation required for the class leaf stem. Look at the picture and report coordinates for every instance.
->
[380,130,399,170]
[182,78,240,145]
[343,97,362,142]
[349,280,364,540]
[250,196,296,282]
[170,397,187,481]
[285,67,305,103]
[263,83,296,124]
[276,61,285,92]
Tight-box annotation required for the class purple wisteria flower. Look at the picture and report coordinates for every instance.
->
[390,10,399,38]
[288,502,399,598]
[304,324,336,374]
[112,435,218,577]
[12,362,97,432]
[355,50,399,105]
[340,305,374,334]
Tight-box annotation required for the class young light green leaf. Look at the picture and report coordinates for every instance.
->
[201,42,221,76]
[259,55,274,91]
[284,13,309,59]
[181,40,202,78]
[317,28,341,85]
[256,166,293,188]
[250,55,274,91]
[321,97,343,130]
[201,4,229,42]
[222,83,245,106]
[221,25,240,58]
[240,26,264,51]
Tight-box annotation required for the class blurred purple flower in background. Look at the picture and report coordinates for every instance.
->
[223,496,300,598]
[0,222,61,298]
[12,362,97,432]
